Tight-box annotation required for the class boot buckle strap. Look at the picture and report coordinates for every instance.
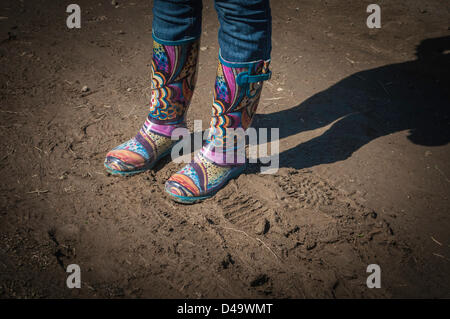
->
[236,71,272,86]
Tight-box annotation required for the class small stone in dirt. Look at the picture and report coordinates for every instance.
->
[250,274,269,287]
[111,0,119,6]
[126,88,132,92]
[81,85,89,93]
[200,46,208,51]
[7,31,17,41]
[306,241,317,250]
[370,211,377,219]
[256,218,270,235]
[221,253,235,269]
[284,225,300,238]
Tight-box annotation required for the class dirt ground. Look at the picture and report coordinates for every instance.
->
[0,0,449,298]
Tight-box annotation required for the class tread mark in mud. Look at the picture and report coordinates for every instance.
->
[276,174,335,209]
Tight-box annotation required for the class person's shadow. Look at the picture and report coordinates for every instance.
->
[252,36,450,170]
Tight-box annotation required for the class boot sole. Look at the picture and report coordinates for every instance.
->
[165,164,246,204]
[104,145,175,176]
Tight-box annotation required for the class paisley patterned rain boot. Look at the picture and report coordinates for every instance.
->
[165,54,271,203]
[104,37,200,175]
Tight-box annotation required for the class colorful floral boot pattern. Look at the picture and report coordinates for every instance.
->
[104,37,199,175]
[165,55,271,203]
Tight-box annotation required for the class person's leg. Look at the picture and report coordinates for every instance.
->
[165,0,272,203]
[215,0,271,62]
[152,0,203,43]
[105,0,202,175]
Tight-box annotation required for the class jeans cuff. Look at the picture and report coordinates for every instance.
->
[218,49,271,68]
[152,30,200,46]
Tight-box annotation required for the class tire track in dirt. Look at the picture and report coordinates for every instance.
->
[112,175,247,298]
[189,167,404,297]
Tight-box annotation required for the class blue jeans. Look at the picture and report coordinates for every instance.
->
[152,0,272,62]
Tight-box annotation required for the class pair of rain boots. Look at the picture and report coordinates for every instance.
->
[104,37,271,203]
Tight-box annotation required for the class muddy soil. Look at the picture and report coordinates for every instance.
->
[0,0,449,298]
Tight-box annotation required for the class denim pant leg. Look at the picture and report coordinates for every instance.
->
[214,0,272,62]
[152,0,203,43]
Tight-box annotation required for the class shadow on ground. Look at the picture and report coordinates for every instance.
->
[253,36,450,170]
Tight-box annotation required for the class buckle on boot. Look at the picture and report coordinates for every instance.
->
[236,71,272,86]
